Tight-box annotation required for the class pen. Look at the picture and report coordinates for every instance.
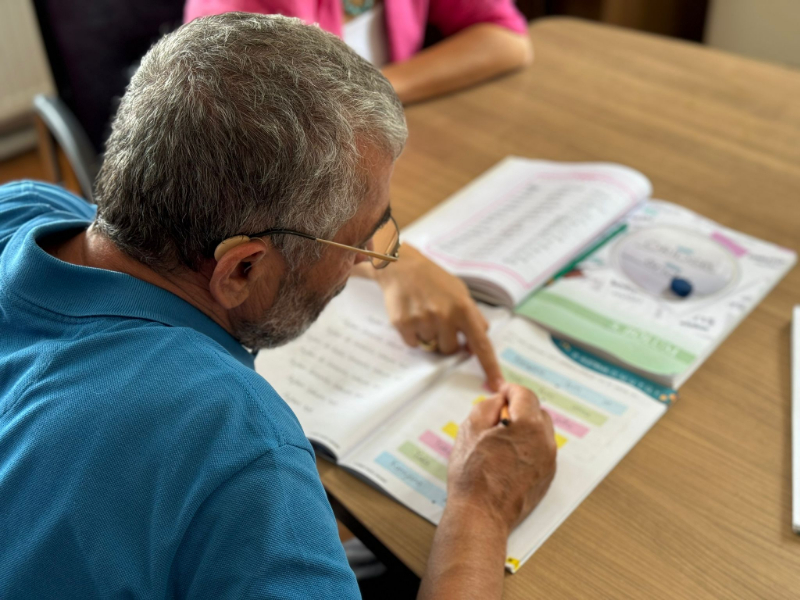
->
[548,223,628,283]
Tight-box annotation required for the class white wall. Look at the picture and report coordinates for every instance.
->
[705,0,800,68]
[0,0,55,158]
[0,0,55,125]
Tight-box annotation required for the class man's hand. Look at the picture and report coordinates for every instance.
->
[418,385,556,600]
[359,243,504,391]
[447,385,557,533]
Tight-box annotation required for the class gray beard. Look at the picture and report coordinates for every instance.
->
[232,268,346,350]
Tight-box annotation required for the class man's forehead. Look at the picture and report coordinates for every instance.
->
[360,150,394,213]
[330,152,393,244]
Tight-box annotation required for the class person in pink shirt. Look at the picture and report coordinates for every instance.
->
[184,0,533,103]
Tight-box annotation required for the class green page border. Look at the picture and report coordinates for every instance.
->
[517,290,696,377]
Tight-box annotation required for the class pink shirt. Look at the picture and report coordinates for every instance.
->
[184,0,527,62]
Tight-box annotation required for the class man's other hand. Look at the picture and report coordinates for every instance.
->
[362,243,504,391]
[447,384,557,534]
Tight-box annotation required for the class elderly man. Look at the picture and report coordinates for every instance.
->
[0,13,556,600]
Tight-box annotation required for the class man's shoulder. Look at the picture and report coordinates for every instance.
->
[0,180,95,219]
[114,323,310,452]
[18,319,313,465]
[0,181,95,254]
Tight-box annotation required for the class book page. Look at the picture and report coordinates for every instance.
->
[402,158,652,306]
[254,279,509,458]
[517,199,797,387]
[340,317,667,573]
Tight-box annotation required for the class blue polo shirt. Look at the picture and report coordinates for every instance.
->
[0,181,359,599]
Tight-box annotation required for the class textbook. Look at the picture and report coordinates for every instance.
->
[255,158,794,573]
[517,200,796,388]
[403,157,796,388]
[400,157,652,308]
[255,278,672,573]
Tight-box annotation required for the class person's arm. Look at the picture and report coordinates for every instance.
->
[419,385,557,599]
[353,243,504,390]
[419,500,509,599]
[382,23,532,104]
[172,444,360,599]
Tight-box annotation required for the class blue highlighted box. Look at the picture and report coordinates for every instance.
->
[501,348,628,416]
[375,452,448,508]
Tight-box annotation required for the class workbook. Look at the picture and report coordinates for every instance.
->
[255,158,794,573]
[403,157,796,388]
[255,278,672,573]
[517,200,796,387]
[401,157,652,307]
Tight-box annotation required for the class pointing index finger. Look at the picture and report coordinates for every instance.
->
[459,306,503,392]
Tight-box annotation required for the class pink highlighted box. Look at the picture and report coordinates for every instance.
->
[711,232,747,257]
[420,430,453,459]
[543,407,590,438]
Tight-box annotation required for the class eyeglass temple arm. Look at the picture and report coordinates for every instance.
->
[315,238,399,262]
[247,228,317,241]
[235,228,399,262]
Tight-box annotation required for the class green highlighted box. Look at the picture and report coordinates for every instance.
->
[398,442,448,482]
[516,290,696,376]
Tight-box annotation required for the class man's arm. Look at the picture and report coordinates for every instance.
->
[419,386,557,599]
[419,501,509,599]
[172,444,360,599]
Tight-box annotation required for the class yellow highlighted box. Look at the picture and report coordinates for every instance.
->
[506,557,521,572]
[442,421,459,439]
[555,433,568,448]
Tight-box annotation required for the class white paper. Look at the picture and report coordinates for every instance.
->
[793,306,800,533]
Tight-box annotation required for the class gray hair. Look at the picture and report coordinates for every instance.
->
[94,12,407,271]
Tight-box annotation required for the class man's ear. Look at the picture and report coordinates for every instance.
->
[209,239,276,309]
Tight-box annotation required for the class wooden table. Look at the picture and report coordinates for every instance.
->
[320,18,800,598]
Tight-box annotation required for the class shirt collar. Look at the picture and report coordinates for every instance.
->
[1,218,254,368]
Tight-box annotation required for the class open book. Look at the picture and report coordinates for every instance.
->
[516,199,797,388]
[401,157,652,307]
[405,157,796,388]
[255,279,671,573]
[255,158,793,573]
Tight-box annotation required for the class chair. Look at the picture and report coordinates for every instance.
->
[33,95,99,202]
[31,0,185,199]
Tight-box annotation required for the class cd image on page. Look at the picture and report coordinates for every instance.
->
[612,226,740,301]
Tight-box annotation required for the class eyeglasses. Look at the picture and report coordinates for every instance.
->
[213,215,401,269]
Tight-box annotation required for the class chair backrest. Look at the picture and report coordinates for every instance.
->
[33,95,99,202]
[33,0,185,154]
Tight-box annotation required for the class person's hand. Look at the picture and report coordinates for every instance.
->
[418,385,555,600]
[447,384,557,534]
[371,244,504,391]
